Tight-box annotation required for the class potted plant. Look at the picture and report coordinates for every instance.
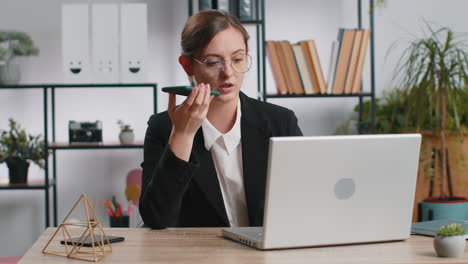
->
[391,24,468,220]
[117,119,135,144]
[434,223,466,257]
[0,118,46,183]
[0,30,39,85]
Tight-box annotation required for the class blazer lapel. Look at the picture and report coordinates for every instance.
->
[240,93,271,226]
[191,129,230,226]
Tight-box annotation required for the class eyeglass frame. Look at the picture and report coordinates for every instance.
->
[192,53,252,74]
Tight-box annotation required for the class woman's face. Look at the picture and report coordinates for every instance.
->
[192,27,248,104]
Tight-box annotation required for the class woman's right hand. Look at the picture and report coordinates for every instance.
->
[167,83,213,161]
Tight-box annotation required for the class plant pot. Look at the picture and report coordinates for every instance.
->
[434,235,465,257]
[119,131,135,144]
[421,197,468,221]
[6,158,30,184]
[0,64,21,85]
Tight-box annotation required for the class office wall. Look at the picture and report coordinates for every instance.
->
[0,0,466,256]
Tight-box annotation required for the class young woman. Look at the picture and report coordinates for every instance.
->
[140,9,302,229]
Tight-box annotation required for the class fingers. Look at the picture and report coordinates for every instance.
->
[193,83,206,107]
[203,84,212,105]
[168,93,176,113]
[184,85,199,107]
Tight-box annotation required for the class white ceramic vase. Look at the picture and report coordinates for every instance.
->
[119,131,135,144]
[434,235,465,257]
[0,64,21,85]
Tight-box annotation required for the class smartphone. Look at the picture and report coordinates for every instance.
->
[60,235,124,247]
[162,86,220,96]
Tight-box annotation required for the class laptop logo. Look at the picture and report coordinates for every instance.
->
[334,178,355,200]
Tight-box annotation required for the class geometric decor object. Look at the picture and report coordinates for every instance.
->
[42,194,112,262]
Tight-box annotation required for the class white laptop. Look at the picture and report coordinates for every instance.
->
[222,134,422,250]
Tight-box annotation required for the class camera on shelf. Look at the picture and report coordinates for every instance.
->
[69,121,103,143]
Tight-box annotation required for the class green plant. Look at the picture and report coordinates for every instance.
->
[117,120,133,132]
[436,224,467,236]
[0,31,39,65]
[393,24,468,200]
[0,118,46,168]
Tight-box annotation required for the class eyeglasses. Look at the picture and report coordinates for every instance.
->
[193,54,252,75]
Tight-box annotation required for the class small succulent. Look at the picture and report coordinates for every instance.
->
[436,224,467,237]
[117,119,133,132]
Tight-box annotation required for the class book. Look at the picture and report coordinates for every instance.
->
[326,40,340,94]
[280,41,304,94]
[350,29,370,94]
[305,40,327,94]
[332,29,355,94]
[411,220,468,239]
[292,44,314,94]
[266,41,288,94]
[343,29,363,94]
[275,41,294,94]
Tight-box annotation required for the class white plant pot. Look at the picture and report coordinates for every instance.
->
[434,235,465,257]
[0,64,21,85]
[119,131,135,144]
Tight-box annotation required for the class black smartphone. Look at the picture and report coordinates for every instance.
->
[60,235,125,247]
[162,86,220,96]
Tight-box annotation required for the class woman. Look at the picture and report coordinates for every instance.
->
[140,9,302,229]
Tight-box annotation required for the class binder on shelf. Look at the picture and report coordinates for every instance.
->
[343,29,363,94]
[91,4,120,83]
[332,29,355,95]
[216,0,230,12]
[351,29,371,94]
[199,0,212,10]
[120,3,148,83]
[292,45,314,94]
[266,41,288,94]
[62,4,91,83]
[239,0,254,20]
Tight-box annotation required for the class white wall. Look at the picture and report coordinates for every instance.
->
[0,0,466,256]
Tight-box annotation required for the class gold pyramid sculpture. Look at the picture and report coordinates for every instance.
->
[42,194,112,262]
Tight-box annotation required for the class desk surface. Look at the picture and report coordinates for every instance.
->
[20,228,467,264]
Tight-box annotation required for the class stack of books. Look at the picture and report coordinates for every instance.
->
[266,28,371,95]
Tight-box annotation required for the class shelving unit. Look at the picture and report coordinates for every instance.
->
[0,83,157,227]
[189,0,376,132]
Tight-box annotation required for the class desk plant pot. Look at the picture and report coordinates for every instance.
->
[433,224,467,258]
[6,158,30,184]
[0,64,21,85]
[421,198,468,221]
[119,131,135,144]
[117,120,134,144]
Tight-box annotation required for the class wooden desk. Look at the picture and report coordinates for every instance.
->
[19,228,467,264]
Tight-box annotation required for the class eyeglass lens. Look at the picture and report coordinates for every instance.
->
[203,54,252,74]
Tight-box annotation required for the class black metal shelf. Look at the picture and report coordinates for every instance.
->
[49,142,144,150]
[1,83,157,228]
[0,179,55,190]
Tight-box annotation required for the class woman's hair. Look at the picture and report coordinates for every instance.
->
[181,9,249,59]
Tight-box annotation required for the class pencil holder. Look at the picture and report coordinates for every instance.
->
[110,216,129,227]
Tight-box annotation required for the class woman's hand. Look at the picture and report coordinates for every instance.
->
[167,83,213,161]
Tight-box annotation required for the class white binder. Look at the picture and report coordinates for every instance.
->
[120,4,148,83]
[91,4,120,83]
[62,4,91,83]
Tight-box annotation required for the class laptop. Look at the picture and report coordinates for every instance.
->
[222,134,422,250]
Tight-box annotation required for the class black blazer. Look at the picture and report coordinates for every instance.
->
[139,92,303,229]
